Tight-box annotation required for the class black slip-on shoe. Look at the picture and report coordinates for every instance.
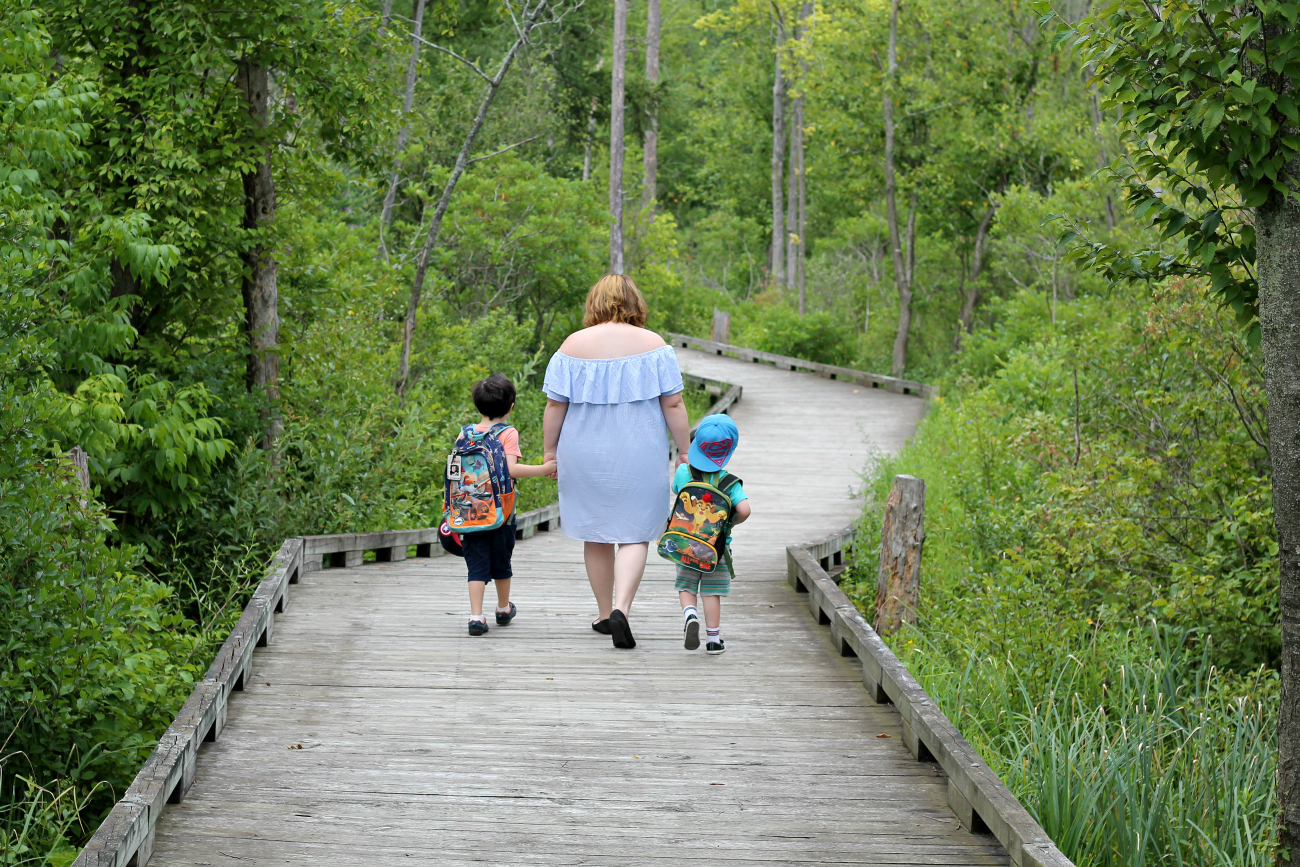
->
[609,609,636,649]
[495,602,517,626]
[468,619,489,636]
[592,619,612,635]
[683,615,701,650]
[706,639,725,655]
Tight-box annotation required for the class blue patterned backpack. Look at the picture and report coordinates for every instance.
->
[444,423,516,533]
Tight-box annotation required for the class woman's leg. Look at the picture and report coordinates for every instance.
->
[584,542,615,621]
[612,542,649,614]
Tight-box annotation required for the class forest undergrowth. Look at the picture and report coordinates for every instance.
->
[841,281,1279,866]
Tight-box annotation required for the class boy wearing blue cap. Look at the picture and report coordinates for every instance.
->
[674,413,750,654]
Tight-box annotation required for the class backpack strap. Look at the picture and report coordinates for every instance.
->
[487,423,513,437]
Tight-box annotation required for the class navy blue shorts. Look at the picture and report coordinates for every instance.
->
[462,519,516,582]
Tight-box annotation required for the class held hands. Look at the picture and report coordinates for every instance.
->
[544,453,558,479]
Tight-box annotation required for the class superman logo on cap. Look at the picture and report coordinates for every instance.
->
[699,437,734,465]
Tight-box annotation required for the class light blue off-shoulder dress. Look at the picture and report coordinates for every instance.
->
[543,345,684,544]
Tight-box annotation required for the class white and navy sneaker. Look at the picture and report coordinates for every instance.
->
[706,639,725,655]
[683,613,700,650]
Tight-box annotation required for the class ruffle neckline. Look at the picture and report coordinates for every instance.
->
[543,344,684,405]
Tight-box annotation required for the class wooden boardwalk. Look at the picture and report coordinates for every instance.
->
[148,349,1008,866]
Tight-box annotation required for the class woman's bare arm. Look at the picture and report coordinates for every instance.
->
[543,399,569,462]
[660,392,691,465]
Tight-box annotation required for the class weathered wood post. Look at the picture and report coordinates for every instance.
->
[874,474,925,635]
[68,446,90,490]
[711,308,731,345]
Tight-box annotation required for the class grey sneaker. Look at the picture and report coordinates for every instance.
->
[683,614,700,650]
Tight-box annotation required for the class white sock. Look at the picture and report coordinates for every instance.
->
[707,627,721,642]
[683,606,698,621]
[471,614,487,622]
[496,604,512,612]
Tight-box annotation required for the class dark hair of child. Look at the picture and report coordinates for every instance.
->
[472,373,516,418]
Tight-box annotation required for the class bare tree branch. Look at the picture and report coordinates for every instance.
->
[468,135,541,164]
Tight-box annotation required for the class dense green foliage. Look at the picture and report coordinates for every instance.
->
[1044,0,1300,335]
[1,0,1288,860]
[842,282,1278,863]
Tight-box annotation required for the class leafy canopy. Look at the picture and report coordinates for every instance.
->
[1040,0,1300,339]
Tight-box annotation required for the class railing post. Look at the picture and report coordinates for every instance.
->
[874,474,925,635]
[710,308,731,344]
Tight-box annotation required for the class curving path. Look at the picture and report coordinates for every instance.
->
[147,348,1006,866]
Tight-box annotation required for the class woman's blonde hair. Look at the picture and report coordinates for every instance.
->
[583,274,648,328]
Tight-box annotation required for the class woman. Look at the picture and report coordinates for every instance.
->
[542,274,691,649]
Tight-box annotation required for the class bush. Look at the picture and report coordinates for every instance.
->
[731,299,858,366]
[840,281,1278,862]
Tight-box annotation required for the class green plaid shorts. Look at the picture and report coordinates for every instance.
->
[675,562,731,596]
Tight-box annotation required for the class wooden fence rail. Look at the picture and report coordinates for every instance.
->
[669,332,932,397]
[787,527,1073,867]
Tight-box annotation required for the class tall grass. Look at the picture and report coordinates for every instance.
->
[0,774,94,866]
[885,623,1277,866]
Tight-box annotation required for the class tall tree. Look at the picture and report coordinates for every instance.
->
[584,56,604,182]
[770,7,786,287]
[642,0,661,211]
[237,62,281,444]
[954,203,996,349]
[882,0,915,378]
[396,0,577,395]
[786,0,811,312]
[378,0,427,259]
[1048,3,1300,858]
[609,0,628,272]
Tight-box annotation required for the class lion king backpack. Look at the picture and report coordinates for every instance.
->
[657,467,741,573]
[444,423,516,533]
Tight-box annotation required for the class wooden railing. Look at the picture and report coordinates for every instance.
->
[787,527,1074,867]
[669,332,932,397]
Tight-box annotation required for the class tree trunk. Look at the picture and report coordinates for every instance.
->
[583,56,603,183]
[1258,153,1300,865]
[609,0,628,273]
[882,0,913,379]
[379,0,393,38]
[770,12,785,287]
[642,0,660,212]
[237,62,280,445]
[790,5,800,308]
[955,204,995,349]
[786,96,800,294]
[891,194,916,378]
[378,0,427,259]
[1088,86,1117,231]
[874,474,925,635]
[787,1,811,312]
[395,10,542,396]
[583,98,597,181]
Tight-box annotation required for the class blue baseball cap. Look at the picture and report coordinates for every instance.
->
[688,414,739,471]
